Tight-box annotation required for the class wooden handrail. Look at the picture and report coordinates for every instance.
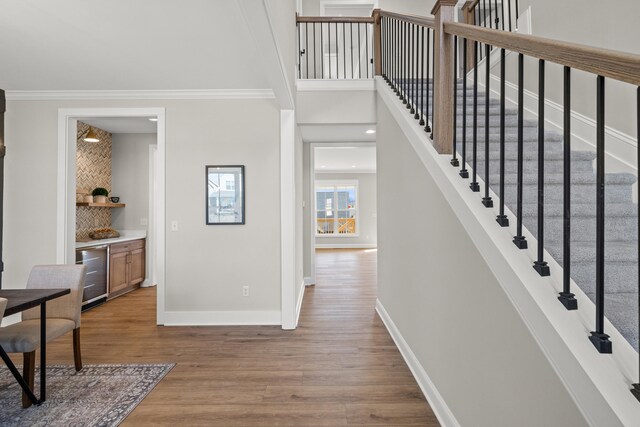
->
[445,22,640,86]
[379,11,435,28]
[296,16,374,24]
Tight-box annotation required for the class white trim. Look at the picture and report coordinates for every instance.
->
[475,73,638,173]
[295,280,306,326]
[304,276,315,285]
[7,89,274,101]
[315,168,376,174]
[315,243,376,249]
[163,310,281,326]
[281,110,297,330]
[378,77,640,426]
[376,300,461,427]
[296,79,375,92]
[57,107,166,325]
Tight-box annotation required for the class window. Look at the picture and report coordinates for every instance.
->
[315,181,357,236]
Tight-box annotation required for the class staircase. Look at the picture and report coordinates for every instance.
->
[400,79,639,349]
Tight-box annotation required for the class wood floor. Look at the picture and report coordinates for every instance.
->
[44,248,438,426]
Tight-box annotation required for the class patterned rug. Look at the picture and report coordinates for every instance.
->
[0,364,174,427]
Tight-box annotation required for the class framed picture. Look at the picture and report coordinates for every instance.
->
[206,165,245,225]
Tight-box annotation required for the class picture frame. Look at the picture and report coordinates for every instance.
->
[205,165,245,225]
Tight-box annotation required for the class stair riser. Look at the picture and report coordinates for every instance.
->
[551,264,638,294]
[474,160,594,174]
[501,187,632,204]
[523,216,637,242]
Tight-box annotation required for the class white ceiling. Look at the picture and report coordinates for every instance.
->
[0,0,269,90]
[80,117,157,134]
[300,124,376,143]
[315,146,376,173]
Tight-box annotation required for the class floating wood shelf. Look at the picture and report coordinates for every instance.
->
[76,202,126,208]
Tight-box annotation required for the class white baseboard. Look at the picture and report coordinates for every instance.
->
[304,276,315,286]
[162,310,281,326]
[475,73,638,174]
[376,300,461,427]
[315,243,377,249]
[295,281,306,326]
[140,279,156,288]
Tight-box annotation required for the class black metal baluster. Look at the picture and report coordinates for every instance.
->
[360,22,364,80]
[297,22,301,78]
[483,0,488,28]
[408,24,414,111]
[507,0,512,31]
[394,20,398,92]
[401,21,406,103]
[501,0,505,30]
[633,87,640,401]
[420,26,425,126]
[488,0,493,29]
[515,0,519,27]
[429,30,434,140]
[533,59,550,276]
[589,75,612,353]
[451,36,459,166]
[352,22,356,79]
[313,23,317,79]
[470,41,480,192]
[336,23,340,79]
[482,43,493,207]
[460,38,469,179]
[321,23,325,79]
[497,48,508,225]
[366,22,370,79]
[343,22,346,79]
[513,53,527,249]
[328,22,331,78]
[494,0,500,29]
[558,66,578,309]
[415,25,420,120]
[425,28,431,133]
[304,23,309,78]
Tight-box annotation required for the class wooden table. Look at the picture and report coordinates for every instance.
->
[0,288,70,405]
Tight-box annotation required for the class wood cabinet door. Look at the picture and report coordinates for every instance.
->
[129,248,145,286]
[109,251,129,294]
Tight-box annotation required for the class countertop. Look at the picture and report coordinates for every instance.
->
[76,230,146,249]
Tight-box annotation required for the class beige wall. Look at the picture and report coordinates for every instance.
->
[4,98,282,318]
[376,95,588,427]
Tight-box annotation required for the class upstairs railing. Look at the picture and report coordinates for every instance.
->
[463,0,520,33]
[377,1,640,401]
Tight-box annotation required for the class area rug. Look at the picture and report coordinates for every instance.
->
[0,363,175,427]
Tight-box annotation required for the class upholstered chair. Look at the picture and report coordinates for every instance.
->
[0,265,86,407]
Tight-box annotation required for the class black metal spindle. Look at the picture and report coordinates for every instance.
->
[500,0,505,30]
[482,43,493,207]
[429,30,434,140]
[414,25,420,120]
[420,26,425,126]
[451,36,459,166]
[488,0,493,29]
[507,0,512,31]
[471,41,480,192]
[361,23,364,80]
[515,0,519,27]
[494,0,500,29]
[558,66,578,310]
[425,28,431,133]
[589,75,612,353]
[633,87,640,401]
[394,20,398,92]
[328,22,331,78]
[401,22,406,103]
[321,23,325,78]
[497,48,508,225]
[305,23,309,79]
[336,23,340,79]
[408,24,414,111]
[297,22,301,78]
[343,22,346,79]
[513,53,527,249]
[460,39,469,179]
[483,0,488,28]
[351,23,355,79]
[533,59,550,276]
[313,23,317,78]
[366,22,370,79]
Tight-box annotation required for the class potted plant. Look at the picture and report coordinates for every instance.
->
[92,187,109,203]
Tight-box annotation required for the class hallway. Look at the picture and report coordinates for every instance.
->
[45,249,438,425]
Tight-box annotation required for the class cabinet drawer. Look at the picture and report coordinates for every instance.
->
[110,239,145,254]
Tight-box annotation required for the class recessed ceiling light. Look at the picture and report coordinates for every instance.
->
[351,165,356,168]
[366,129,376,134]
[148,118,158,122]
[320,165,326,168]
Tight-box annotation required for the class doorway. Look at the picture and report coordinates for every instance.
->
[57,108,166,324]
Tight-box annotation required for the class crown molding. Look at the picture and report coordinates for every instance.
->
[5,89,275,101]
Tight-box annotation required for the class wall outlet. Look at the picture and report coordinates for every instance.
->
[171,220,178,231]
[242,286,249,297]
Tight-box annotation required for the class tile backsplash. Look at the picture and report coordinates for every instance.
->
[76,122,113,240]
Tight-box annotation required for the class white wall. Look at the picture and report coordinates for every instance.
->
[300,0,435,16]
[376,93,589,427]
[314,172,377,247]
[4,98,282,322]
[266,0,298,98]
[111,133,156,232]
[297,89,376,124]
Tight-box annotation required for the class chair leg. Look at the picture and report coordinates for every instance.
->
[22,351,35,408]
[73,328,82,371]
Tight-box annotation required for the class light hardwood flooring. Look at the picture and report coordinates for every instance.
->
[43,248,438,426]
